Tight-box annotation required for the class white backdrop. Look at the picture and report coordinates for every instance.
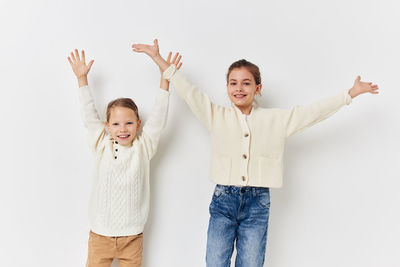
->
[1,0,399,266]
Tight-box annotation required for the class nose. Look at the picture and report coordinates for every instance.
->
[120,124,128,132]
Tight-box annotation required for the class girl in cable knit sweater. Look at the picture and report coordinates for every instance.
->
[132,40,379,267]
[68,48,182,267]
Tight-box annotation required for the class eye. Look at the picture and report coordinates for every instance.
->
[244,82,250,85]
[230,82,237,86]
[112,123,119,126]
[127,122,134,125]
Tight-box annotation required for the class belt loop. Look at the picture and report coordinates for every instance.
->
[114,237,117,248]
[252,187,257,197]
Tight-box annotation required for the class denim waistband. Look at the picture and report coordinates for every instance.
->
[215,184,269,194]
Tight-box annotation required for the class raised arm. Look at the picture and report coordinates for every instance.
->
[68,49,106,152]
[159,52,183,91]
[285,76,379,137]
[132,39,220,131]
[140,52,182,159]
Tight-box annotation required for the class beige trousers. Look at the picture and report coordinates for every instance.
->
[86,230,143,267]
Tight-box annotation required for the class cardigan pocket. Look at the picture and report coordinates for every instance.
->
[258,156,282,183]
[211,156,231,183]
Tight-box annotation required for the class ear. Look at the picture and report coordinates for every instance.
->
[255,84,263,95]
[105,121,111,131]
[137,119,142,130]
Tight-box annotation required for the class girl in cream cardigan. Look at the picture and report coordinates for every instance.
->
[132,40,379,267]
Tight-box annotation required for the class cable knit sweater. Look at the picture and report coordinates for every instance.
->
[78,85,169,236]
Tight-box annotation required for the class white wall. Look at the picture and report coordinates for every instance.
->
[1,0,399,266]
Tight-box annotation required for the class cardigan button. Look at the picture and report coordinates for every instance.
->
[242,154,247,159]
[244,133,249,137]
[114,156,117,159]
[115,149,118,152]
[242,176,246,181]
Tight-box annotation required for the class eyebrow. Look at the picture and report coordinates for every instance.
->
[111,120,135,123]
[229,78,252,82]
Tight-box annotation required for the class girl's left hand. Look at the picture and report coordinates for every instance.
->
[132,39,160,59]
[132,39,179,73]
[349,76,379,98]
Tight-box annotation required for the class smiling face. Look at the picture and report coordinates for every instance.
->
[106,106,141,146]
[227,67,262,114]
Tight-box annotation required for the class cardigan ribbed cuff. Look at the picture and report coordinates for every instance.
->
[163,64,177,80]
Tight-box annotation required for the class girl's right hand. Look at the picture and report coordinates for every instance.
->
[166,51,183,70]
[68,49,94,79]
[160,52,183,91]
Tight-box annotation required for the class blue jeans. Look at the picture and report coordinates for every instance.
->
[206,185,271,267]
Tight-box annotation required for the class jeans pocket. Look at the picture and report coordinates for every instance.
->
[212,185,225,201]
[256,192,271,208]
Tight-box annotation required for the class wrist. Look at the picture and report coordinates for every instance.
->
[152,54,169,73]
[348,87,358,98]
[152,54,163,65]
[160,79,169,91]
[77,76,88,87]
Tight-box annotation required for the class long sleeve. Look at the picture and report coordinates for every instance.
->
[77,85,107,153]
[140,89,170,160]
[284,89,352,137]
[163,64,221,131]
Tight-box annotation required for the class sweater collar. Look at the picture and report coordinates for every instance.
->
[232,102,259,118]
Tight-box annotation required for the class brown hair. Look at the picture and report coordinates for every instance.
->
[226,59,261,85]
[106,98,139,122]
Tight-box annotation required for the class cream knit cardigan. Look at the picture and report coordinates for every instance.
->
[78,85,169,236]
[163,65,351,188]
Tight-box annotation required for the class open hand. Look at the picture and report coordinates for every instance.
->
[67,49,94,79]
[349,76,379,98]
[166,52,183,70]
[132,39,179,73]
[159,52,183,91]
[132,39,160,59]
